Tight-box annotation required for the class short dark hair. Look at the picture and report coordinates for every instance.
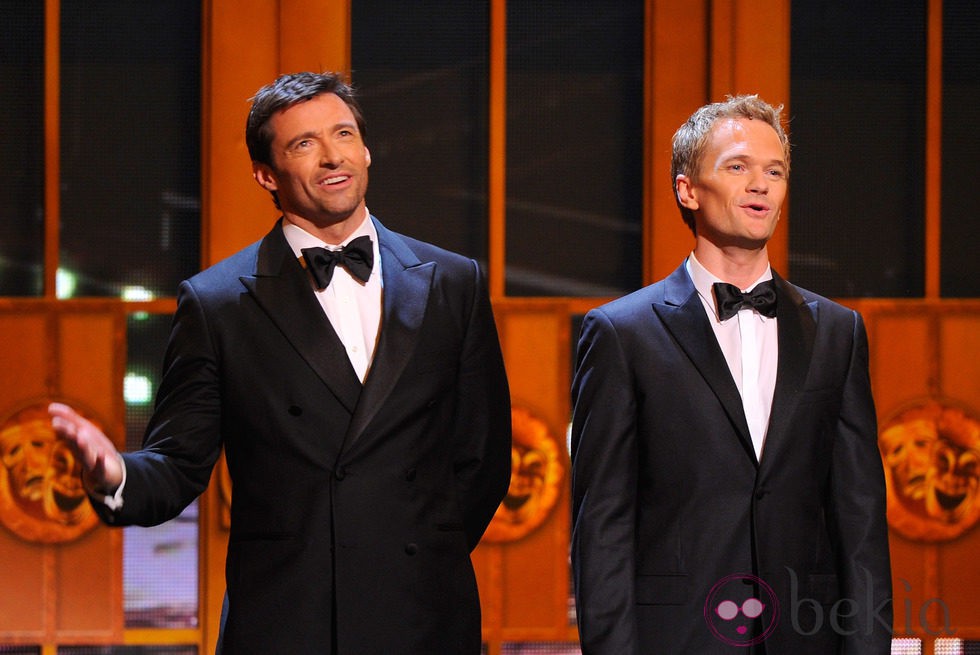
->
[245,71,367,167]
[671,95,790,235]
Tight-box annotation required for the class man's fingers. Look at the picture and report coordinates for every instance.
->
[47,402,121,487]
[49,403,85,442]
[48,402,81,427]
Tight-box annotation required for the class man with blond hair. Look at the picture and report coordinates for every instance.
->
[571,95,892,653]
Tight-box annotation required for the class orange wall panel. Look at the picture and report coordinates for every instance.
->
[935,314,980,636]
[0,536,46,636]
[941,315,980,404]
[488,307,574,639]
[869,312,934,416]
[500,506,570,632]
[888,539,932,636]
[0,307,123,643]
[500,308,571,428]
[864,304,980,640]
[937,535,980,637]
[0,312,53,638]
[55,528,121,636]
[0,313,49,405]
[57,312,120,423]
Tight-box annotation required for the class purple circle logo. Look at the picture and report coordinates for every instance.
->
[704,573,780,646]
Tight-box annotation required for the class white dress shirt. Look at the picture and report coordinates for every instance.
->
[283,209,384,383]
[686,253,778,460]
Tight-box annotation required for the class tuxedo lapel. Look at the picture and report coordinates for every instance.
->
[343,218,434,450]
[759,273,817,469]
[652,265,757,464]
[239,221,362,414]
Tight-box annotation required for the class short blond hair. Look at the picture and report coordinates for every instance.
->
[671,95,790,234]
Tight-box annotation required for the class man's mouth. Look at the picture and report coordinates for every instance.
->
[322,175,350,186]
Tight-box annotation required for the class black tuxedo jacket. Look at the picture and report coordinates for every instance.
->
[103,217,512,654]
[571,263,891,654]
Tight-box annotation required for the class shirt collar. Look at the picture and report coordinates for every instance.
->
[282,207,378,257]
[686,252,773,321]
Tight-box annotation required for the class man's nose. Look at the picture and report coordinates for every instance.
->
[746,175,769,195]
[319,142,343,166]
[746,169,769,194]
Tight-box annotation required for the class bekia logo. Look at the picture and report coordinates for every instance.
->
[705,568,950,646]
[704,573,780,647]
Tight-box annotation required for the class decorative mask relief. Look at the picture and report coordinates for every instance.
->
[483,407,565,543]
[0,402,100,543]
[880,399,980,542]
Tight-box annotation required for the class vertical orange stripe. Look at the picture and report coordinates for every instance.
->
[649,0,709,283]
[280,0,350,75]
[44,0,60,299]
[709,0,735,99]
[488,0,506,300]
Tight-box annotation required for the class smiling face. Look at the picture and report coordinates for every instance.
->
[676,117,788,251]
[253,92,371,236]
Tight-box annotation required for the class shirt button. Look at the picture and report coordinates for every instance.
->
[404,543,418,555]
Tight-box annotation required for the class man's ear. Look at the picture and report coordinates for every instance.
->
[675,174,699,211]
[252,162,278,192]
[364,146,371,167]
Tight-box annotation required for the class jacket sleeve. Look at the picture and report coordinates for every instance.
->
[452,259,512,550]
[829,310,893,652]
[103,279,224,527]
[570,308,640,655]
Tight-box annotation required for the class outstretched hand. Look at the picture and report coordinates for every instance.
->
[48,402,124,495]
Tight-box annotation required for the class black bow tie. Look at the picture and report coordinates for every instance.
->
[301,235,374,289]
[712,280,778,321]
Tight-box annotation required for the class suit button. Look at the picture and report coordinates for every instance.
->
[405,468,417,481]
[335,467,347,481]
[405,543,418,555]
[288,405,302,416]
[755,489,767,500]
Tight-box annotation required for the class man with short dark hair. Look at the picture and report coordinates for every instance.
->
[51,71,512,654]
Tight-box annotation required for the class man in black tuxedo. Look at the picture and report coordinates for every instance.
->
[50,71,511,654]
[570,95,892,653]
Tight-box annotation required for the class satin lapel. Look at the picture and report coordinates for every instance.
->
[759,272,817,470]
[343,219,433,450]
[239,222,362,414]
[652,265,757,464]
